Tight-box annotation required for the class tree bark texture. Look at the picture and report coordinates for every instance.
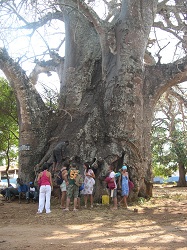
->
[178,162,187,187]
[0,0,187,200]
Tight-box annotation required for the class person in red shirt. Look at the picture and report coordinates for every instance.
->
[37,163,53,214]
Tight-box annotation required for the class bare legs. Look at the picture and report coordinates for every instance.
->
[73,198,78,210]
[77,197,81,209]
[113,197,118,209]
[65,197,78,211]
[119,195,128,208]
[84,194,93,208]
[61,191,66,208]
[84,194,88,207]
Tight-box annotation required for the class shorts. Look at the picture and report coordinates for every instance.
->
[60,181,66,192]
[110,189,117,198]
[67,184,79,199]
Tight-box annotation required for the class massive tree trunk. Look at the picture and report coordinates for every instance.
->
[0,48,56,181]
[0,0,187,201]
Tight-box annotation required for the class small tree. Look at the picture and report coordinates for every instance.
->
[170,130,187,186]
[0,78,19,184]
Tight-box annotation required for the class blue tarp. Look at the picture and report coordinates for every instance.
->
[153,176,187,183]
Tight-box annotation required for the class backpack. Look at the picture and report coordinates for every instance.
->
[104,176,115,190]
[56,170,64,186]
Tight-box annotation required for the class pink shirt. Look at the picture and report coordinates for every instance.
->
[40,170,50,186]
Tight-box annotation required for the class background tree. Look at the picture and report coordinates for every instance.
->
[152,85,187,186]
[0,77,19,184]
[0,0,187,200]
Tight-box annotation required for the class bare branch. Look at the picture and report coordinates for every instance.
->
[154,0,187,56]
[19,11,64,31]
[167,87,187,109]
[153,21,184,42]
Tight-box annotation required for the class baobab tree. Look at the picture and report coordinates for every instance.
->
[0,0,186,200]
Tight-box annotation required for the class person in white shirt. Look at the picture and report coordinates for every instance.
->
[26,182,38,203]
[108,165,117,210]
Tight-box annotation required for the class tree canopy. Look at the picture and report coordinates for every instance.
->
[0,77,19,178]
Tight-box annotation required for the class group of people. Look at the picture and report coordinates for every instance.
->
[62,161,96,211]
[106,165,130,210]
[1,178,38,203]
[1,140,132,214]
[36,140,98,213]
[36,159,131,214]
[36,160,96,213]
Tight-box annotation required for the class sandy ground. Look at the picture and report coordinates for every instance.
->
[0,185,187,250]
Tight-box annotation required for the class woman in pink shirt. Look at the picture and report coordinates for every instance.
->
[37,163,53,214]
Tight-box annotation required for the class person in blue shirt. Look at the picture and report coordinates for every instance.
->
[17,179,28,203]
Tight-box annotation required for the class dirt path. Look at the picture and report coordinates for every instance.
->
[0,185,187,250]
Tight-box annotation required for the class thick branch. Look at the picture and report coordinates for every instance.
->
[145,56,187,106]
[0,48,47,123]
[30,54,64,85]
[73,0,106,35]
